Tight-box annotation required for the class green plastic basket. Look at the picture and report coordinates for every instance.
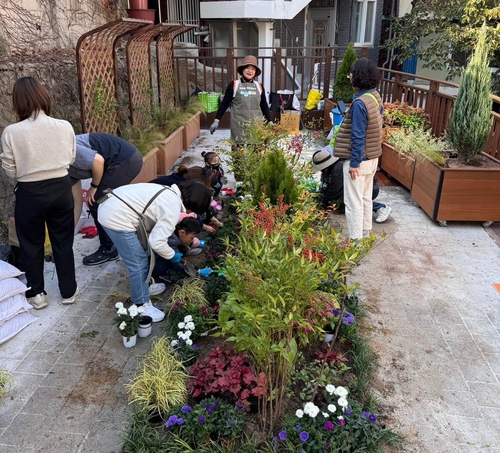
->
[198,92,220,113]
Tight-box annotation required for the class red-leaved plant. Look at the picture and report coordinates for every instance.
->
[187,345,265,410]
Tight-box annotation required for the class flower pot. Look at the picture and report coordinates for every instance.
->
[138,315,153,338]
[122,334,137,348]
[323,332,335,343]
[129,0,148,9]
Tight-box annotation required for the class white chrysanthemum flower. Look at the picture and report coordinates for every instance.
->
[115,302,124,309]
[338,397,348,408]
[177,331,185,339]
[328,404,336,413]
[171,340,178,347]
[137,306,145,313]
[303,402,320,418]
[117,307,127,315]
[334,386,348,397]
[119,321,126,330]
[184,315,193,322]
[186,339,193,345]
[295,409,304,418]
[178,322,186,329]
[184,330,192,338]
[185,321,195,330]
[322,412,329,418]
[129,306,138,317]
[325,384,336,395]
[338,416,344,421]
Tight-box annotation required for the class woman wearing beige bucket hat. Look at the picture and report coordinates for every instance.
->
[210,55,271,148]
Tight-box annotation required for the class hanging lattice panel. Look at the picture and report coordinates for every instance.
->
[157,24,197,110]
[76,18,151,134]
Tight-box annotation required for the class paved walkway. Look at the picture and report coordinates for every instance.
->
[0,130,499,452]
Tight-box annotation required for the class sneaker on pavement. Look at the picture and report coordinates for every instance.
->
[375,205,392,223]
[149,278,166,296]
[83,246,119,266]
[62,287,79,305]
[140,301,165,322]
[27,293,48,310]
[187,247,203,256]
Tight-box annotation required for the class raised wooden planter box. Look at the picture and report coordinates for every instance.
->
[182,111,201,150]
[131,147,159,183]
[410,153,500,222]
[380,142,415,190]
[157,127,184,175]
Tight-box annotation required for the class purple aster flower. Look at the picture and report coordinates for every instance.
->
[165,415,178,427]
[206,404,214,413]
[323,420,334,430]
[198,415,205,423]
[369,413,377,422]
[236,402,244,409]
[177,417,184,425]
[172,344,179,350]
[345,408,352,416]
[181,405,192,413]
[213,400,219,406]
[299,431,309,442]
[332,309,341,317]
[294,424,301,430]
[278,430,287,440]
[192,344,198,349]
[362,411,370,418]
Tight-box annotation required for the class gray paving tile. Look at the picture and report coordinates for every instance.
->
[462,317,500,336]
[473,334,500,356]
[9,372,45,400]
[468,382,500,407]
[15,350,61,374]
[483,353,500,374]
[36,431,86,452]
[0,398,24,429]
[0,412,47,447]
[20,386,70,416]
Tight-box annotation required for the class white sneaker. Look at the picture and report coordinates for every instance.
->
[187,247,203,256]
[149,278,166,296]
[140,301,165,322]
[375,205,392,223]
[27,293,48,310]
[62,287,79,305]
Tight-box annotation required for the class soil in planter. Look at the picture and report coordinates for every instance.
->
[444,152,500,168]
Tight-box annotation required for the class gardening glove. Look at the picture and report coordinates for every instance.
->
[170,252,182,263]
[197,239,205,248]
[209,121,219,134]
[198,267,212,277]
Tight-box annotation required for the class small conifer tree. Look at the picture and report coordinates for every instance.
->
[252,149,298,205]
[448,23,492,164]
[332,42,357,103]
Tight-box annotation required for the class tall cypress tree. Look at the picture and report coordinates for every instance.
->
[448,23,492,164]
[332,42,357,103]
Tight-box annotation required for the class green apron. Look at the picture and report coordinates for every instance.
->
[230,80,262,144]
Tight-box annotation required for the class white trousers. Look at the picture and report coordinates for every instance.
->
[343,158,378,239]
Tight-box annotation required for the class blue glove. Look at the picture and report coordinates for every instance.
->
[198,267,212,277]
[209,121,219,134]
[198,239,205,248]
[170,252,182,263]
[214,182,221,189]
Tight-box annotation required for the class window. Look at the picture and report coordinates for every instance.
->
[354,0,376,45]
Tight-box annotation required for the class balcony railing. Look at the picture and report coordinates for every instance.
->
[172,47,500,157]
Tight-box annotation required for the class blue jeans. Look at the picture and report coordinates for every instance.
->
[373,201,386,212]
[102,227,149,304]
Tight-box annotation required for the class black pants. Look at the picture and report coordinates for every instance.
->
[89,150,143,249]
[15,175,77,299]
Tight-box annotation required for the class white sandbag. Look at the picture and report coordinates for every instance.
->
[0,260,23,281]
[0,293,32,325]
[0,311,37,344]
[0,277,28,303]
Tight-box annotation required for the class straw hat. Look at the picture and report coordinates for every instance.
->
[311,150,340,172]
[237,55,261,77]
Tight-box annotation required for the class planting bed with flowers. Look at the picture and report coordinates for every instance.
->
[121,121,403,453]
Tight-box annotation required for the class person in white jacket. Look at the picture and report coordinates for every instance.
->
[98,180,212,322]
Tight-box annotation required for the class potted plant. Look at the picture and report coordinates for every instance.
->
[382,127,447,189]
[169,314,200,366]
[409,25,500,224]
[332,42,357,104]
[113,302,144,347]
[381,101,428,141]
[126,336,188,419]
[181,96,203,150]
